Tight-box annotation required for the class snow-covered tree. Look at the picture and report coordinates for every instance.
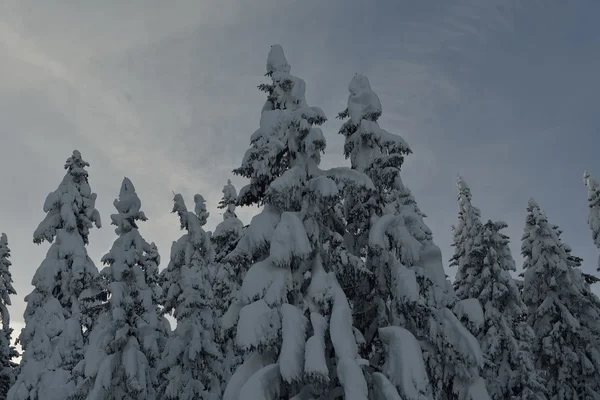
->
[450,176,484,298]
[223,45,373,400]
[0,234,18,399]
[584,170,600,272]
[450,185,547,399]
[69,178,168,400]
[337,75,488,400]
[158,193,222,399]
[211,181,245,389]
[521,199,600,399]
[8,150,101,400]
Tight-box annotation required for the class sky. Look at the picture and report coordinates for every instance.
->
[1,0,599,336]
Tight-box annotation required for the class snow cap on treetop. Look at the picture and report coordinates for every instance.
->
[584,170,600,190]
[111,177,147,233]
[193,193,209,226]
[222,179,237,201]
[456,175,472,198]
[0,233,6,247]
[347,74,382,124]
[267,44,290,74]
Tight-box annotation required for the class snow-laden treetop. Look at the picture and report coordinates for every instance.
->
[347,74,382,125]
[219,180,238,220]
[456,175,481,221]
[0,233,15,330]
[584,171,600,270]
[110,177,147,235]
[33,150,101,245]
[266,44,291,74]
[235,44,327,207]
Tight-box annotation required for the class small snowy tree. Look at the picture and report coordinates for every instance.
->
[211,181,245,389]
[69,178,168,400]
[0,234,18,399]
[584,170,600,272]
[453,215,546,399]
[521,199,600,399]
[223,45,372,400]
[450,176,484,298]
[338,76,488,400]
[158,193,222,399]
[8,150,101,400]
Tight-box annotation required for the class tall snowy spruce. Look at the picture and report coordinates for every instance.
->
[223,45,379,400]
[0,234,18,399]
[158,193,222,399]
[584,170,600,271]
[69,178,168,400]
[521,199,600,399]
[337,75,489,400]
[450,178,545,400]
[211,181,245,389]
[8,151,101,400]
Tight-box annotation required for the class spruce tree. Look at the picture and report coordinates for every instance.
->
[223,45,373,400]
[69,178,168,400]
[0,234,17,399]
[8,151,101,400]
[338,76,489,400]
[450,176,484,298]
[211,181,245,389]
[158,193,222,399]
[584,170,600,272]
[521,199,600,399]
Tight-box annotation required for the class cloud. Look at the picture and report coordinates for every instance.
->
[2,0,600,327]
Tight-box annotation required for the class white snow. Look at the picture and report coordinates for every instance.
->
[278,304,307,383]
[223,352,275,400]
[372,373,403,400]
[240,363,281,400]
[236,300,281,352]
[379,326,430,400]
[303,312,329,383]
[453,298,484,334]
[347,74,382,125]
[269,212,311,268]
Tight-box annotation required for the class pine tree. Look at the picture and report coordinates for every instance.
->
[0,234,18,399]
[584,170,600,272]
[69,178,168,400]
[223,45,373,400]
[8,150,101,400]
[521,199,600,399]
[211,181,245,389]
[450,176,484,298]
[338,76,489,400]
[158,193,222,399]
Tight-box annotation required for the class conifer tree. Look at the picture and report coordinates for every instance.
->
[69,178,168,400]
[9,151,101,400]
[521,199,600,399]
[0,234,17,399]
[223,45,373,400]
[450,176,484,297]
[211,181,245,389]
[338,76,489,400]
[584,170,600,272]
[158,193,222,399]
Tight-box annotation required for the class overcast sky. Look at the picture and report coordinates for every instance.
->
[1,0,599,332]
